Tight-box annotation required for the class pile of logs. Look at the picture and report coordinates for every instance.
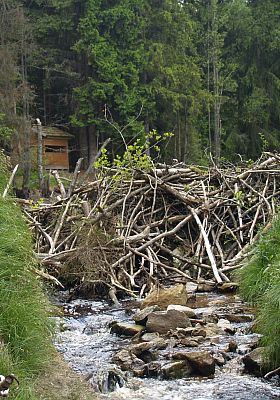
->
[22,153,280,298]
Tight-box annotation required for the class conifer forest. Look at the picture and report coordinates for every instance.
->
[1,0,280,174]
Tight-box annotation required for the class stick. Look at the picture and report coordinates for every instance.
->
[67,158,83,197]
[190,208,222,283]
[2,164,19,198]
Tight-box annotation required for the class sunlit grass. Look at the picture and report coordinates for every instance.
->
[0,152,54,398]
[238,216,280,369]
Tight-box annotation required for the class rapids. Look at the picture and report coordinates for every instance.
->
[53,292,280,399]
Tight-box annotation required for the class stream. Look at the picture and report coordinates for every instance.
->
[53,292,280,399]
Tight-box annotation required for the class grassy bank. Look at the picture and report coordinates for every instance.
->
[0,152,98,399]
[0,152,54,398]
[238,217,280,369]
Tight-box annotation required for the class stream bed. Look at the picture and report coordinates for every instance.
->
[53,292,280,399]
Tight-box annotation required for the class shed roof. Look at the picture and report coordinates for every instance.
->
[32,125,74,139]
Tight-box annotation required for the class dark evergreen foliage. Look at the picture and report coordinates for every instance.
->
[1,0,280,164]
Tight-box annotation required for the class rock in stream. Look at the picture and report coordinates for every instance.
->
[53,292,280,399]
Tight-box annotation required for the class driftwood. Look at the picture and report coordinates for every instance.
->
[22,152,280,298]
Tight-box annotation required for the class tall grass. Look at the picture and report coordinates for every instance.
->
[238,216,280,368]
[0,152,54,398]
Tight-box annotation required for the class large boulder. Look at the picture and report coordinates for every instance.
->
[242,347,266,377]
[146,309,192,334]
[141,284,188,310]
[172,351,215,376]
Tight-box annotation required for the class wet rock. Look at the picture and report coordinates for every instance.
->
[129,341,167,362]
[205,322,223,337]
[151,338,169,350]
[217,318,236,334]
[133,305,160,326]
[192,327,207,337]
[167,304,197,318]
[130,342,153,355]
[146,309,192,334]
[97,367,126,393]
[197,281,216,292]
[172,351,215,376]
[242,347,266,377]
[204,314,219,323]
[112,349,146,377]
[110,323,145,337]
[145,361,162,378]
[222,314,253,323]
[141,284,188,310]
[161,360,193,379]
[227,340,238,353]
[141,332,160,342]
[217,282,239,293]
[213,352,226,366]
[186,282,198,294]
[179,338,199,347]
[176,327,194,336]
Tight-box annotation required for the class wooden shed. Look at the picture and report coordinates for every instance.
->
[31,126,74,170]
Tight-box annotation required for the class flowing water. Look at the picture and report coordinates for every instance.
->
[53,293,280,400]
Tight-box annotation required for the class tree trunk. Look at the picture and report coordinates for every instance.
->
[36,118,44,193]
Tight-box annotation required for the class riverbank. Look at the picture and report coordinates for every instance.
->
[0,152,97,399]
[239,216,280,369]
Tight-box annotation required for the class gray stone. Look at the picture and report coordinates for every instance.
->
[172,351,215,376]
[167,304,197,318]
[161,360,193,379]
[129,342,155,363]
[217,318,236,335]
[145,361,162,378]
[110,323,145,337]
[222,314,253,323]
[141,332,160,342]
[179,338,199,347]
[205,322,223,337]
[146,309,192,334]
[112,349,145,377]
[192,327,207,337]
[133,305,160,326]
[242,347,266,377]
[213,352,226,366]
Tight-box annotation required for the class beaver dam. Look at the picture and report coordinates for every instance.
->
[21,153,280,397]
[24,152,280,298]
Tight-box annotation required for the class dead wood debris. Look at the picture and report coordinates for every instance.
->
[22,153,280,298]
